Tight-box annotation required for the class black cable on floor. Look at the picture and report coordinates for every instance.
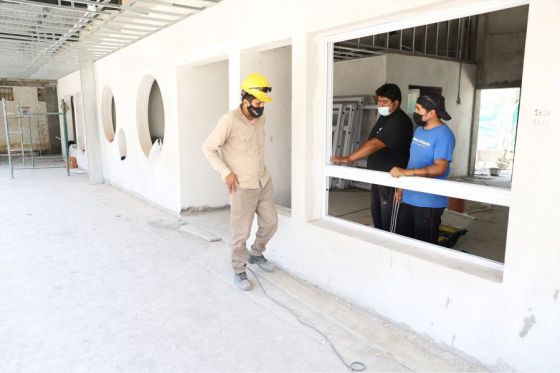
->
[246,267,367,372]
[334,207,370,218]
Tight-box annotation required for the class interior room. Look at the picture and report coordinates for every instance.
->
[328,5,528,264]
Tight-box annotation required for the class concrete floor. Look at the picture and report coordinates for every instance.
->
[328,185,508,263]
[0,164,487,372]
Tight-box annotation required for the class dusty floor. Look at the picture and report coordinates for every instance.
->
[328,182,508,263]
[0,164,487,372]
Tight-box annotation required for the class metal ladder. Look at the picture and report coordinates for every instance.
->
[331,96,376,189]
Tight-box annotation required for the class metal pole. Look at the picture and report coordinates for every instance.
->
[37,116,42,157]
[465,16,471,61]
[28,116,34,168]
[412,27,416,52]
[399,30,403,51]
[16,103,25,166]
[446,20,450,57]
[59,99,70,176]
[424,25,428,54]
[436,23,440,55]
[2,99,14,179]
[456,19,461,59]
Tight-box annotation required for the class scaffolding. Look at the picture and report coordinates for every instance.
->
[1,98,69,179]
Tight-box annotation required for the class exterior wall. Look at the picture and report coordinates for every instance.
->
[56,0,560,370]
[498,0,560,368]
[1,87,48,153]
[95,52,180,212]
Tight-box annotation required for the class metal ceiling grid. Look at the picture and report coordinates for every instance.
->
[0,0,222,80]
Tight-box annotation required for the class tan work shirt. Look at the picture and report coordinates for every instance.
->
[202,107,270,189]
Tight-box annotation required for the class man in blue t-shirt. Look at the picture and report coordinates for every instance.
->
[389,93,455,244]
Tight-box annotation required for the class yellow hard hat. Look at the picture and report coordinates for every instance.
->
[240,73,272,103]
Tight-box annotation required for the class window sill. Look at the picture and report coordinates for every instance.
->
[310,217,504,283]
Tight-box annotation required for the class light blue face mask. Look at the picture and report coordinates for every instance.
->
[378,106,391,116]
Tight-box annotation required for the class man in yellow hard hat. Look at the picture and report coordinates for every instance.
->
[202,73,277,291]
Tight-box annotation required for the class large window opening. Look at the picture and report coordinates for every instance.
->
[327,178,509,262]
[471,87,520,186]
[326,4,528,265]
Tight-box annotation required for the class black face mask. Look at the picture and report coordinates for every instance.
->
[248,104,264,118]
[413,112,427,126]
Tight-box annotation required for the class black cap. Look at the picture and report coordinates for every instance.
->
[416,93,452,121]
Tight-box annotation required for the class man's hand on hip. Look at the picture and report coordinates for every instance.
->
[226,172,238,193]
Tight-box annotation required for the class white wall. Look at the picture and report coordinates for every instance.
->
[95,51,180,212]
[333,55,386,97]
[287,1,558,371]
[55,0,560,370]
[177,60,230,211]
[241,46,292,208]
[333,54,476,177]
[498,0,560,368]
[386,54,476,177]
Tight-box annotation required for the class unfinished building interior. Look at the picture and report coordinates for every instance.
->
[1,0,559,372]
[328,5,528,264]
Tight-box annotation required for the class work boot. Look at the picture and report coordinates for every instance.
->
[247,253,275,272]
[234,272,252,291]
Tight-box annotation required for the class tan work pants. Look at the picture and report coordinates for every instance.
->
[229,179,278,274]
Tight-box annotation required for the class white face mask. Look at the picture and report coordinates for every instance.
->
[378,106,391,116]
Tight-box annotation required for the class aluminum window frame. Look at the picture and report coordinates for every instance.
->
[321,0,530,272]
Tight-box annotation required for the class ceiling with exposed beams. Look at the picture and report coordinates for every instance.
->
[0,0,221,80]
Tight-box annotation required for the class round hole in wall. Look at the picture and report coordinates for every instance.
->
[136,75,165,160]
[117,129,127,160]
[102,86,116,142]
[111,97,117,133]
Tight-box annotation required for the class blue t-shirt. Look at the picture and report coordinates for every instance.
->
[403,124,455,208]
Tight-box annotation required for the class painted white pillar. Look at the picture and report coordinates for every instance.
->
[79,55,104,184]
[504,0,560,282]
[290,33,309,221]
[498,1,560,370]
[228,50,241,111]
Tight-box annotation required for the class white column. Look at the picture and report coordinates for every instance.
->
[79,55,104,184]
